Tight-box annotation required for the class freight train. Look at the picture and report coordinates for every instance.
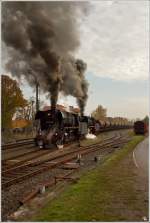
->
[134,121,148,135]
[34,108,132,148]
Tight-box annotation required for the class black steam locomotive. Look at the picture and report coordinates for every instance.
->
[35,108,92,148]
[34,108,131,148]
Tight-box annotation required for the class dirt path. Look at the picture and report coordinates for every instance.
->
[119,148,148,221]
[133,137,148,178]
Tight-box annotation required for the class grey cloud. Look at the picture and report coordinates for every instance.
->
[2,1,89,114]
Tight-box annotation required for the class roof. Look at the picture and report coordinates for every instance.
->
[43,104,66,111]
[43,104,80,113]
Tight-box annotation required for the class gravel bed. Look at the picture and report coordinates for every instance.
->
[2,167,72,221]
[2,129,131,221]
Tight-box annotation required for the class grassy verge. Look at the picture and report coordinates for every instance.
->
[80,133,104,147]
[80,129,132,147]
[32,135,146,221]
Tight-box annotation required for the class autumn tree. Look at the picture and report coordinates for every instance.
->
[16,97,36,121]
[1,75,27,129]
[91,105,107,121]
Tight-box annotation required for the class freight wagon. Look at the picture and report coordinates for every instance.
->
[134,121,148,135]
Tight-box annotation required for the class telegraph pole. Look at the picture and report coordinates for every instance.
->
[36,82,39,112]
[31,99,34,120]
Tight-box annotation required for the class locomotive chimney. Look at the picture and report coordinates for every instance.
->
[51,105,56,112]
[51,101,56,112]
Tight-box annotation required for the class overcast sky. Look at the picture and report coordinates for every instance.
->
[78,0,149,81]
[2,0,149,120]
[76,0,149,119]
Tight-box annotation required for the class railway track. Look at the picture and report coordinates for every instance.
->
[2,138,35,150]
[2,127,131,151]
[2,133,119,167]
[2,147,40,161]
[2,142,79,169]
[2,135,119,169]
[2,135,130,188]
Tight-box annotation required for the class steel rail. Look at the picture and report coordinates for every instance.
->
[2,135,119,173]
[2,140,34,150]
[2,147,40,161]
[2,136,130,188]
[2,127,132,150]
[2,149,55,171]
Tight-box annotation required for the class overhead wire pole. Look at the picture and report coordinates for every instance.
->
[36,82,39,112]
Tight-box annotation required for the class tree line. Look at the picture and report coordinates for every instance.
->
[91,105,148,126]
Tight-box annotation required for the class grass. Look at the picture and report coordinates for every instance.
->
[80,129,132,147]
[31,135,146,222]
[80,133,104,147]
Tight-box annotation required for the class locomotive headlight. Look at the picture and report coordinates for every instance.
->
[38,140,43,148]
[65,132,68,136]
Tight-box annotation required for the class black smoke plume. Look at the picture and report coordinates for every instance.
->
[2,1,89,114]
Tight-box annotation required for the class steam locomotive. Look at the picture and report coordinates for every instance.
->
[34,108,131,148]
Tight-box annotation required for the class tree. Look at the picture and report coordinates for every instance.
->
[91,105,107,121]
[143,115,149,124]
[16,98,36,121]
[1,75,27,129]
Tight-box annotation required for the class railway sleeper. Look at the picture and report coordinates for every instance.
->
[54,176,79,184]
[60,162,80,170]
[2,137,131,188]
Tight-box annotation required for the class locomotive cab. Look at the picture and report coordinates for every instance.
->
[79,115,88,136]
